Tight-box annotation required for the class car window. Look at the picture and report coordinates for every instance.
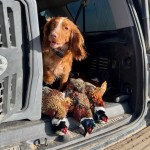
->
[67,0,116,32]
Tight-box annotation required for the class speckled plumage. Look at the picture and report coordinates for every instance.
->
[88,81,107,108]
[42,87,72,119]
[65,78,107,107]
[68,91,93,121]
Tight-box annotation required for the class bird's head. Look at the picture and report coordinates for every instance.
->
[94,107,108,123]
[80,118,95,136]
[52,118,69,135]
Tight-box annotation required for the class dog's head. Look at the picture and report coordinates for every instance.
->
[43,17,87,60]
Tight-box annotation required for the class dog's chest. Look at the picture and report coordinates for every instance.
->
[51,62,64,77]
[46,53,65,76]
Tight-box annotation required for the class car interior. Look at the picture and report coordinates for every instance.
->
[36,0,145,148]
[0,0,146,149]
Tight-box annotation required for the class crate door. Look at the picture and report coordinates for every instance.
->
[0,0,24,122]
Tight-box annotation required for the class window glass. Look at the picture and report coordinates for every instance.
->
[67,0,116,32]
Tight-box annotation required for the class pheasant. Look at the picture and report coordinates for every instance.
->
[65,78,96,136]
[67,91,95,136]
[42,87,72,134]
[87,81,108,123]
[65,78,108,123]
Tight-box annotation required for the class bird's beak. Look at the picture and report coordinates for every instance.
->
[62,127,67,134]
[87,127,92,134]
[102,116,108,122]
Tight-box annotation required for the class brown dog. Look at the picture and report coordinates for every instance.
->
[42,17,87,90]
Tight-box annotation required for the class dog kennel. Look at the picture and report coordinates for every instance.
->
[0,0,42,123]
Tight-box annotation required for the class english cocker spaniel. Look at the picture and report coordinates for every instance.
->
[42,17,87,90]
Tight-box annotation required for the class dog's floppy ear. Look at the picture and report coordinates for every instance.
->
[42,18,53,53]
[70,28,87,61]
[43,17,52,38]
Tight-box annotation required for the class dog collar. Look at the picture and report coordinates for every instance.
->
[50,43,69,58]
[51,48,65,58]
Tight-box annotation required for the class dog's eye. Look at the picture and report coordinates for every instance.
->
[46,66,50,70]
[51,21,55,25]
[65,26,69,30]
[51,21,55,27]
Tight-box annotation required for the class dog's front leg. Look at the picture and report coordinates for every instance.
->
[59,73,70,91]
[43,68,56,85]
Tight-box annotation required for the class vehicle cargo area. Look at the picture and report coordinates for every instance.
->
[0,0,145,149]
